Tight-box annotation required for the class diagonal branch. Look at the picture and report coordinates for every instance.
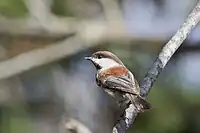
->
[0,35,98,80]
[113,1,200,133]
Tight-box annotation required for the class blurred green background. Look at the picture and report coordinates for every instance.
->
[0,0,200,133]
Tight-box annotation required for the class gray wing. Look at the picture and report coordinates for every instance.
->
[103,74,140,95]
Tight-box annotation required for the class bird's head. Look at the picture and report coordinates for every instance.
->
[85,51,124,71]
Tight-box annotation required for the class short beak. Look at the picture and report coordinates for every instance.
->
[84,56,92,60]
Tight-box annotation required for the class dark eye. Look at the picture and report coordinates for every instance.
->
[97,55,102,59]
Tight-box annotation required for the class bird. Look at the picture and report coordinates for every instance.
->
[85,51,151,113]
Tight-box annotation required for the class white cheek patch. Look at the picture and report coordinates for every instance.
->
[97,58,120,69]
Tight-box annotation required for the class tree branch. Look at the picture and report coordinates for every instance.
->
[25,0,52,20]
[100,0,126,36]
[0,17,75,37]
[0,35,99,80]
[113,1,200,133]
[65,118,92,133]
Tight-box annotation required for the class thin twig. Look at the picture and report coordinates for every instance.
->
[113,1,200,133]
[100,0,126,36]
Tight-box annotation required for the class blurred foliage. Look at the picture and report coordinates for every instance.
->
[0,0,27,17]
[0,0,200,133]
[1,78,199,133]
[0,0,73,17]
[0,105,30,133]
[51,0,73,16]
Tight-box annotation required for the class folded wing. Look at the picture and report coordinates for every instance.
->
[103,75,140,95]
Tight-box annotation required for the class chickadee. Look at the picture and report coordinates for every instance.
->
[85,51,151,113]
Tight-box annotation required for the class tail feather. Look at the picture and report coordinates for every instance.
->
[128,94,151,113]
